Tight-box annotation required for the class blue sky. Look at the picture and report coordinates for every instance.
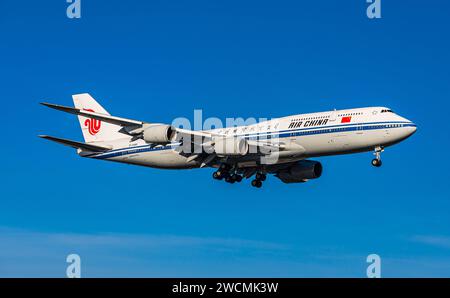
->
[1,0,450,277]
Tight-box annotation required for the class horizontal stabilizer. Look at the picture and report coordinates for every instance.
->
[40,102,143,127]
[39,135,111,152]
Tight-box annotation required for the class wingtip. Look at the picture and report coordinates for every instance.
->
[40,102,57,108]
[39,102,78,113]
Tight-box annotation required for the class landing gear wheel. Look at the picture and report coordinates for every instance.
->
[256,173,266,181]
[371,158,382,167]
[225,176,235,183]
[233,174,243,182]
[213,171,223,180]
[372,146,384,168]
[251,179,262,188]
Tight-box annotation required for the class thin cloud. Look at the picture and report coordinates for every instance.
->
[0,226,290,277]
[410,235,450,249]
[0,226,288,251]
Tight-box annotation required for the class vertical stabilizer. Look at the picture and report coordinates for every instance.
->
[72,93,128,144]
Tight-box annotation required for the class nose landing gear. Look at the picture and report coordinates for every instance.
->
[371,159,382,167]
[371,146,383,167]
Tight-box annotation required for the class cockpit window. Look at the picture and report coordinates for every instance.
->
[381,109,394,113]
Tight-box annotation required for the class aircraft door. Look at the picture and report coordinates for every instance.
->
[329,109,337,123]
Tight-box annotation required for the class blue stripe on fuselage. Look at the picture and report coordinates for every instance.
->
[91,121,416,159]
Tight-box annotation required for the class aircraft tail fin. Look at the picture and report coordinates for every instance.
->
[72,93,130,144]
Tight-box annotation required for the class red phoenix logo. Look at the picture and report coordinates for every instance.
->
[83,109,101,135]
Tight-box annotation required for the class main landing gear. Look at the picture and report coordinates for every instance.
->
[225,174,243,183]
[212,164,243,184]
[213,164,266,188]
[251,172,266,188]
[371,146,383,167]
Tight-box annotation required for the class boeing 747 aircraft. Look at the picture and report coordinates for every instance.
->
[40,94,416,188]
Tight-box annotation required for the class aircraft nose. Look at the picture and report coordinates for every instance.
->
[404,122,417,138]
[397,114,417,137]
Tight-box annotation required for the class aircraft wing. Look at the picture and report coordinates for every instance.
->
[175,127,223,139]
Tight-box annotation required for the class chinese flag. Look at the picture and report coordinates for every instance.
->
[341,116,352,123]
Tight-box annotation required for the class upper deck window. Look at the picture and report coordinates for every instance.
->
[381,109,394,113]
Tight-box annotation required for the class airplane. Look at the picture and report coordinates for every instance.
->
[40,93,417,188]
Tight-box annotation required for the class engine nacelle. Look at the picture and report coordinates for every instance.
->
[276,160,322,183]
[214,137,249,156]
[142,124,175,144]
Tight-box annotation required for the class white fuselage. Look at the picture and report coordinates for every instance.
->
[87,107,417,169]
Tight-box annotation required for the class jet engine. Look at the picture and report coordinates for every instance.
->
[214,137,249,156]
[275,160,322,183]
[142,124,176,144]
